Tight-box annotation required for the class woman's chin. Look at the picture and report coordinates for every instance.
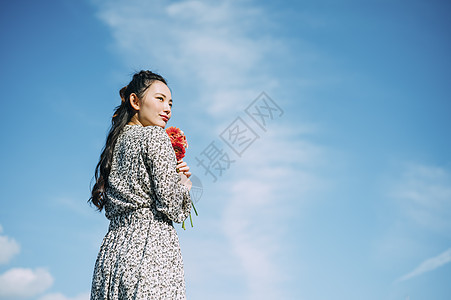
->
[147,120,167,128]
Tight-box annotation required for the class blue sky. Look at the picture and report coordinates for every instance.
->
[0,0,450,299]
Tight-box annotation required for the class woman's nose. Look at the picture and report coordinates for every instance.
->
[163,103,171,113]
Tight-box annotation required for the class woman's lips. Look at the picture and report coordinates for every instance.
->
[160,115,169,122]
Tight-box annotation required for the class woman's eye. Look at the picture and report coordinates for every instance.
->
[157,97,164,101]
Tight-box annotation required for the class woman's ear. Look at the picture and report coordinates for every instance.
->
[129,93,140,110]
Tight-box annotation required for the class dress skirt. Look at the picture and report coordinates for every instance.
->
[90,208,187,299]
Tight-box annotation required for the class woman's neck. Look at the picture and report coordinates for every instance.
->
[127,115,143,126]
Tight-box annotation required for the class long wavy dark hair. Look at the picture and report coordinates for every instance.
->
[89,70,167,211]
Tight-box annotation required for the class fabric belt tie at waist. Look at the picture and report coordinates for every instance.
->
[108,207,171,230]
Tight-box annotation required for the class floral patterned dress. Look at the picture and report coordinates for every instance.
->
[90,125,192,300]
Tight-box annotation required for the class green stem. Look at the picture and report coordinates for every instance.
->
[182,220,186,230]
[189,213,193,227]
[192,202,198,216]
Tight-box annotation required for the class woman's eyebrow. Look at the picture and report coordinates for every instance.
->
[155,92,172,102]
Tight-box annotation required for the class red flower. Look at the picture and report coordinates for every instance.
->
[166,126,180,139]
[166,126,188,161]
[172,141,186,161]
[166,126,188,149]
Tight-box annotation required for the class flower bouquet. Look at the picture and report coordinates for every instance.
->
[166,126,198,230]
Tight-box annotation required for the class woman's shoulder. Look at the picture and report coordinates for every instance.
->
[123,124,164,135]
[122,125,170,145]
[140,126,173,160]
[135,125,170,148]
[142,125,168,139]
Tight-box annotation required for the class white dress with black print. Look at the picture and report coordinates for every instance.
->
[90,125,192,300]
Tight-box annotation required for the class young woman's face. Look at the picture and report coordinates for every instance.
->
[136,80,172,128]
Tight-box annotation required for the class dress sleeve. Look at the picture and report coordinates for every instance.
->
[145,126,192,223]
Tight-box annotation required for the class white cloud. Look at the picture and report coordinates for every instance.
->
[95,0,285,117]
[380,163,451,282]
[220,124,324,299]
[222,179,284,299]
[0,228,87,300]
[0,268,53,299]
[0,225,20,264]
[38,292,90,300]
[396,247,451,282]
[392,163,451,233]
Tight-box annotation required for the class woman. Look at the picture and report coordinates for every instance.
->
[89,70,192,299]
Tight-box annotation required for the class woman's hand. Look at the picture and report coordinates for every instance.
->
[179,173,192,190]
[176,159,192,178]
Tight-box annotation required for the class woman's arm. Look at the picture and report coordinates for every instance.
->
[145,126,192,223]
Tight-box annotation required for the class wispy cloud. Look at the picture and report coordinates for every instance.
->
[0,268,53,299]
[221,124,324,299]
[396,247,451,282]
[392,163,451,233]
[0,225,20,265]
[386,163,451,283]
[95,0,287,117]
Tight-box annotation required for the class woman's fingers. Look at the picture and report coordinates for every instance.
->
[180,168,191,178]
[177,165,189,172]
[176,159,191,178]
[176,160,187,168]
